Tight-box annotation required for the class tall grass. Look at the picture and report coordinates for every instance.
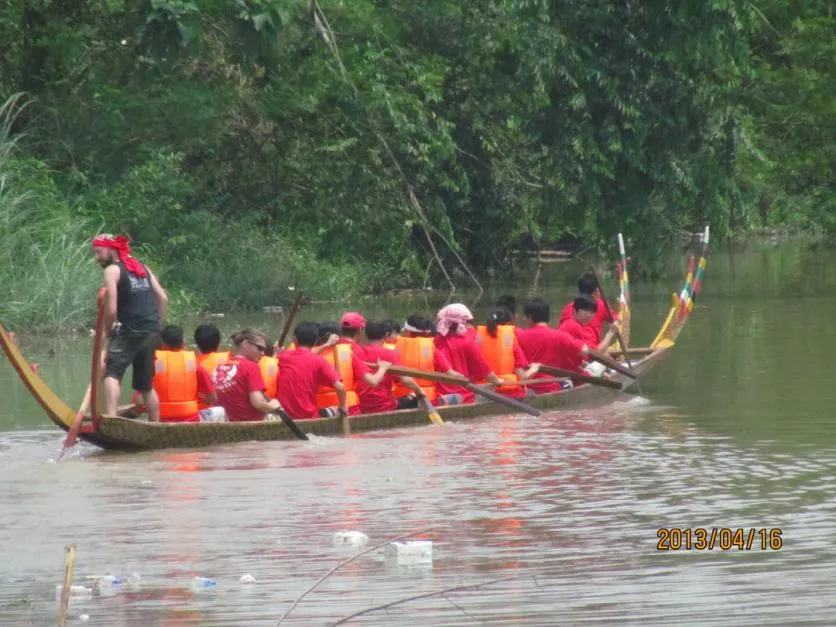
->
[0,94,99,332]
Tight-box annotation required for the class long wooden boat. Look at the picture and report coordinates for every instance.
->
[0,231,708,452]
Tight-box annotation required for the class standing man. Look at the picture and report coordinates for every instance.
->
[92,234,168,422]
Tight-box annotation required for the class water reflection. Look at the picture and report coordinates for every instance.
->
[3,242,836,624]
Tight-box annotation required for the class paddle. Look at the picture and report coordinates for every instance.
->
[380,364,541,417]
[417,395,444,426]
[537,365,623,390]
[586,348,637,378]
[589,265,633,370]
[60,289,106,458]
[277,291,304,348]
[277,408,310,440]
[607,346,657,357]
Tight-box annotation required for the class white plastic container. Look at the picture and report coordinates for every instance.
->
[191,576,217,589]
[239,574,257,584]
[332,531,369,546]
[384,540,433,564]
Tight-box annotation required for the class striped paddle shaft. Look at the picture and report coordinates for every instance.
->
[617,233,630,304]
[683,226,710,319]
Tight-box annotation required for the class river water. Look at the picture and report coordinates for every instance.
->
[1,241,834,625]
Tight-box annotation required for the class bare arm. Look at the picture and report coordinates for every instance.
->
[312,334,339,355]
[102,265,120,333]
[200,391,218,405]
[361,360,391,387]
[399,375,425,397]
[249,390,280,414]
[147,269,168,323]
[335,381,347,413]
[517,362,541,380]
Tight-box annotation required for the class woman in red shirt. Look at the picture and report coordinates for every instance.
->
[212,329,282,421]
[433,304,503,405]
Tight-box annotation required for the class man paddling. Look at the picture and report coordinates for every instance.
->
[92,234,168,422]
[558,272,618,344]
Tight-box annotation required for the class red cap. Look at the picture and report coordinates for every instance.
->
[340,312,366,329]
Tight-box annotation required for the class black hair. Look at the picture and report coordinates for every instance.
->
[523,298,551,324]
[496,295,517,315]
[263,339,275,357]
[382,319,399,337]
[316,321,338,345]
[578,273,598,295]
[294,322,319,348]
[573,294,598,313]
[406,313,432,332]
[194,323,221,353]
[340,325,360,339]
[161,325,184,350]
[486,306,513,337]
[365,320,387,341]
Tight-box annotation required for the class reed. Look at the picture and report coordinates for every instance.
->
[0,94,99,332]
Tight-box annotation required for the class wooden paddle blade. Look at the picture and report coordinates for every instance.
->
[339,408,350,436]
[465,384,541,417]
[278,409,309,441]
[538,365,623,390]
[589,265,633,369]
[418,396,444,425]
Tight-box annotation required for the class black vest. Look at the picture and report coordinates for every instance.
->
[116,262,160,333]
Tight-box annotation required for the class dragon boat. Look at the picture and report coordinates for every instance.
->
[0,229,708,452]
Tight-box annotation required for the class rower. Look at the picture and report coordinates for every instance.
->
[194,323,230,377]
[212,329,282,421]
[558,295,621,353]
[392,314,451,402]
[518,298,592,392]
[258,339,280,399]
[153,325,216,423]
[476,307,540,398]
[277,322,348,420]
[357,320,425,414]
[315,316,390,416]
[382,319,400,351]
[496,294,523,339]
[557,272,618,344]
[433,304,503,405]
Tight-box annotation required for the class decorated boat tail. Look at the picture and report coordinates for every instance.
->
[0,234,709,452]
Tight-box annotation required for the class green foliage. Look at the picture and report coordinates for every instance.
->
[0,0,830,324]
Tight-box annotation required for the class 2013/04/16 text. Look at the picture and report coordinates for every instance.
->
[656,528,783,551]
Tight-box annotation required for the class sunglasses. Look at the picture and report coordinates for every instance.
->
[249,340,267,353]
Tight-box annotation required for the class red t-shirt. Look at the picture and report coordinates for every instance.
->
[356,344,401,414]
[212,356,267,422]
[558,317,597,348]
[519,324,586,393]
[558,297,614,343]
[277,348,341,420]
[433,334,493,403]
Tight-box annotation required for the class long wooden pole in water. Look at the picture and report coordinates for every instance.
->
[277,291,304,348]
[58,544,76,627]
[589,265,632,370]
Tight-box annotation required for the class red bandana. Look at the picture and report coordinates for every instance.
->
[91,234,147,277]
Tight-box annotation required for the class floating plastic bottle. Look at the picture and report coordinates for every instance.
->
[384,540,433,564]
[191,576,217,589]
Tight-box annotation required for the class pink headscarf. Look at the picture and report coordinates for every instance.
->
[436,303,473,337]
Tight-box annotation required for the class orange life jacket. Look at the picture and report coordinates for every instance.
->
[383,342,397,351]
[196,351,229,376]
[475,324,520,392]
[392,336,436,400]
[315,344,359,409]
[153,350,199,421]
[259,355,279,398]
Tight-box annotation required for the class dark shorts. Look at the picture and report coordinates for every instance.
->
[397,395,420,410]
[104,331,160,392]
